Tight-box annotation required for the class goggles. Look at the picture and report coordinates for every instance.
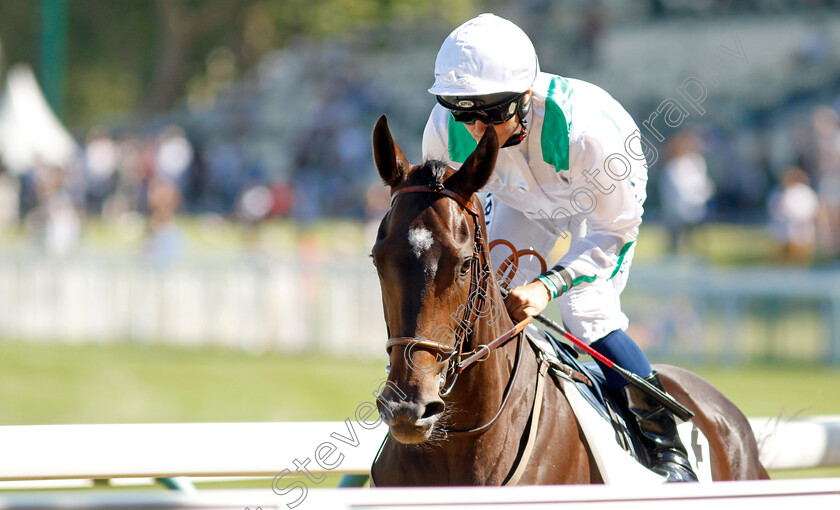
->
[436,92,524,125]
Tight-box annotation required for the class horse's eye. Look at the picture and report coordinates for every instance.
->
[459,258,473,276]
[369,253,377,267]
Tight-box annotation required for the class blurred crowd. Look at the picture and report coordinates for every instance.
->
[659,103,840,264]
[0,124,296,259]
[3,98,840,266]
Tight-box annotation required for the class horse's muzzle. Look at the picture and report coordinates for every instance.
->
[377,397,445,444]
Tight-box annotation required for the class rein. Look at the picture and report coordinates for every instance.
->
[443,328,524,436]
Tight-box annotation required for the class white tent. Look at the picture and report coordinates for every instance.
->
[0,64,78,175]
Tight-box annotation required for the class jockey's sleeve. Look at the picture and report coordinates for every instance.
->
[543,124,647,295]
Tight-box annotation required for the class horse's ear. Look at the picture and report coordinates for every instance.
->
[372,115,410,188]
[446,128,499,197]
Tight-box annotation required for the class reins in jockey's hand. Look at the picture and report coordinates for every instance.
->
[498,287,695,422]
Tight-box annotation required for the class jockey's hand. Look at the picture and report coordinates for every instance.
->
[504,280,552,323]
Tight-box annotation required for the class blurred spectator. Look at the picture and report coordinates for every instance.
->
[16,165,40,220]
[797,106,840,257]
[154,125,194,183]
[659,131,715,255]
[291,66,375,220]
[703,126,767,221]
[204,137,244,213]
[145,178,184,268]
[810,107,840,257]
[237,184,274,223]
[0,164,19,227]
[182,139,208,213]
[83,128,118,215]
[269,182,294,218]
[768,167,820,264]
[104,134,145,220]
[26,162,81,257]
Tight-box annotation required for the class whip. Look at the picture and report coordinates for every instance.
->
[499,287,694,421]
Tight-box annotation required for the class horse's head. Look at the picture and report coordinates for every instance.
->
[370,115,501,444]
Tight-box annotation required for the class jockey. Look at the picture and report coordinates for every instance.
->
[422,13,698,483]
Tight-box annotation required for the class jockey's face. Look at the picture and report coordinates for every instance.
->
[464,114,519,144]
[463,91,529,144]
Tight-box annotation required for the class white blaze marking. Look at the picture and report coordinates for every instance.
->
[408,227,434,259]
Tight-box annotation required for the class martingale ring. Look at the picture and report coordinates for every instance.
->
[474,344,492,362]
[489,239,548,287]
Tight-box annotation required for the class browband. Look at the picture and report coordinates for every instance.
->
[390,185,480,217]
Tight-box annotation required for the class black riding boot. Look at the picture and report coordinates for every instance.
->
[622,372,698,482]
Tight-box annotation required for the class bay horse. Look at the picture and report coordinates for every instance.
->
[369,115,768,485]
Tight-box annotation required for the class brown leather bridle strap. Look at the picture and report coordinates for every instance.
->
[385,337,456,354]
[385,316,530,369]
[391,185,481,217]
[456,317,531,372]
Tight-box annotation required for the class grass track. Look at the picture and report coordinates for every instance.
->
[0,341,385,425]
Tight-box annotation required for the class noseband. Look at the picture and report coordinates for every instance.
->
[383,183,529,397]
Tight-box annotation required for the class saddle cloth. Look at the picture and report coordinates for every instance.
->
[524,325,713,484]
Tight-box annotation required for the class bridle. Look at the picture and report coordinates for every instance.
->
[382,182,531,405]
[372,180,547,482]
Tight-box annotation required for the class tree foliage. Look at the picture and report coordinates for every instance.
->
[0,0,478,128]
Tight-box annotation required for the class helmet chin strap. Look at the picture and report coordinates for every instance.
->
[501,125,526,148]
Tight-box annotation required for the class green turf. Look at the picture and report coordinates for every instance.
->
[8,342,836,425]
[683,364,840,417]
[0,341,386,425]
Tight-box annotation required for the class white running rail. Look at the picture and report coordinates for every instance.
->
[0,416,836,485]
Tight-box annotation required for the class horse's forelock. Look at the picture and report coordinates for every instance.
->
[408,159,453,189]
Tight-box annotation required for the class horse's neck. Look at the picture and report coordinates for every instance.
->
[446,283,520,427]
[444,231,528,432]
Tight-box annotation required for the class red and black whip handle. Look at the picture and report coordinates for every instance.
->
[499,287,694,421]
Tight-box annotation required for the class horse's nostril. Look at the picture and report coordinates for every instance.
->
[423,400,446,419]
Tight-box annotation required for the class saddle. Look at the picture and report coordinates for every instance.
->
[524,325,642,463]
[524,324,711,483]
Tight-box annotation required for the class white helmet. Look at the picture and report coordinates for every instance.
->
[429,13,539,97]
